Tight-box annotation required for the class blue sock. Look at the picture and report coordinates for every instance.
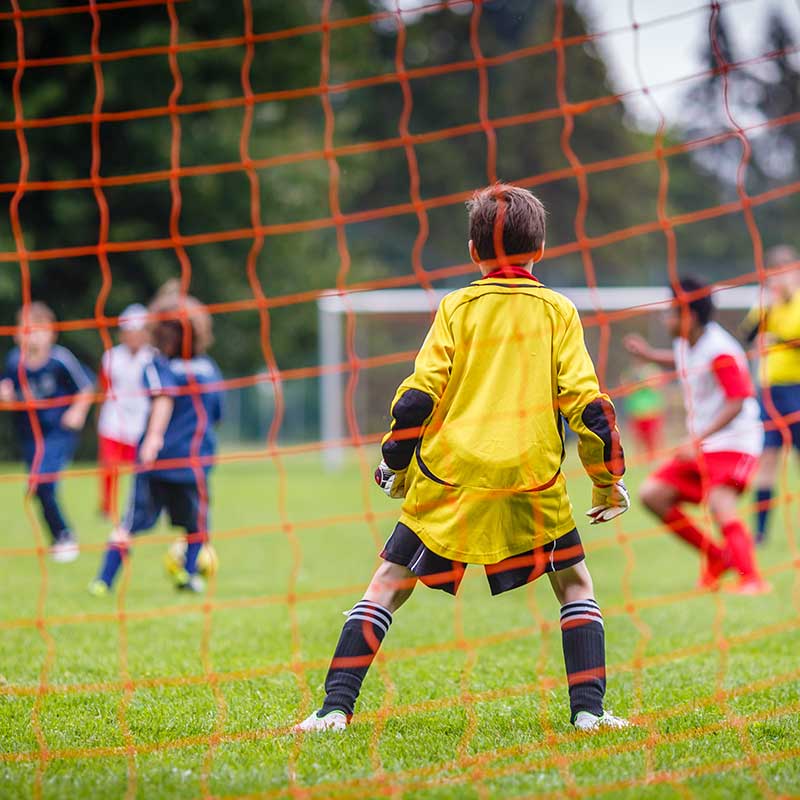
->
[98,545,126,588]
[184,539,202,576]
[755,488,773,539]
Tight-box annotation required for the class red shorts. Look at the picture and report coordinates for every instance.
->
[98,435,138,466]
[651,451,758,504]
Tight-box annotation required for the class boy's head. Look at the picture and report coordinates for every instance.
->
[15,301,56,360]
[118,303,150,352]
[765,245,799,301]
[149,289,213,359]
[467,183,546,272]
[665,276,713,340]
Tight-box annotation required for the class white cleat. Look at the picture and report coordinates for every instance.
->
[573,710,630,731]
[50,535,79,563]
[294,709,348,733]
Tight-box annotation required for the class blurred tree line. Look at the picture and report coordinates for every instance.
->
[0,0,797,456]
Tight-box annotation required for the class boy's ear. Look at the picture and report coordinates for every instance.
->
[531,241,545,263]
[468,240,481,265]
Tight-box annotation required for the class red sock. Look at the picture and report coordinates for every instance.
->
[662,508,725,561]
[721,520,759,579]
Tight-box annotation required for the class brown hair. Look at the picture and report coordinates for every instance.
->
[149,285,213,358]
[15,301,56,326]
[467,182,546,263]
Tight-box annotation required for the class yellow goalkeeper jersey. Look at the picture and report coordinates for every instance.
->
[742,289,800,386]
[381,272,625,564]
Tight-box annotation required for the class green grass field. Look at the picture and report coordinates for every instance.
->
[1,450,799,799]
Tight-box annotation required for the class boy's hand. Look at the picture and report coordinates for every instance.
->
[61,405,88,431]
[622,334,652,360]
[139,434,164,466]
[374,460,407,499]
[0,378,14,403]
[586,481,630,525]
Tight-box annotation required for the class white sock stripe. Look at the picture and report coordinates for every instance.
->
[346,613,389,636]
[560,608,604,621]
[352,601,393,626]
[560,601,600,615]
[561,599,600,609]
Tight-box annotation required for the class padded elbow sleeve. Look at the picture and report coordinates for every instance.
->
[581,398,625,478]
[382,389,434,470]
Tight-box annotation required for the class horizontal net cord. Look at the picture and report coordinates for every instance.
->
[2,558,796,655]
[1,34,792,135]
[2,672,798,780]
[0,0,746,72]
[0,0,185,23]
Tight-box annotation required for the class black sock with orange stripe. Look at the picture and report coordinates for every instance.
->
[320,600,393,718]
[560,598,606,721]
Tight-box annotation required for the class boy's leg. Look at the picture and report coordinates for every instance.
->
[91,473,158,592]
[753,446,780,545]
[165,480,209,589]
[33,480,70,545]
[707,485,768,593]
[320,561,416,715]
[640,473,728,582]
[548,561,609,724]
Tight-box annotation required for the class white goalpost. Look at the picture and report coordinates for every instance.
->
[318,284,761,468]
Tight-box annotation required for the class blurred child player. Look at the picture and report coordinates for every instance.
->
[0,302,94,561]
[89,291,223,595]
[97,303,154,519]
[739,246,800,543]
[625,277,768,594]
[297,183,631,734]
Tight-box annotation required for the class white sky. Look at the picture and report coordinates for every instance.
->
[577,0,800,129]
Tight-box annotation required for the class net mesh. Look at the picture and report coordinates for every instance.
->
[1,0,799,797]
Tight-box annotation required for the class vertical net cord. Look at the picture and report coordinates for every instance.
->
[623,1,664,782]
[8,5,57,798]
[164,1,228,794]
[708,7,778,795]
[87,2,139,797]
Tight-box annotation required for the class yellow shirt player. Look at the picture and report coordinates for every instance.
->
[297,184,631,735]
[740,245,800,543]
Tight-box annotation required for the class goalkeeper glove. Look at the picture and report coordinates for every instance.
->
[586,481,630,525]
[374,460,407,499]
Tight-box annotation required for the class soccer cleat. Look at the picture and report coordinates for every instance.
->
[294,709,348,733]
[50,532,79,563]
[723,578,772,596]
[573,710,630,731]
[696,550,730,591]
[87,579,109,597]
[175,571,205,593]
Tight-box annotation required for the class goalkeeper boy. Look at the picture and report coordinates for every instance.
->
[297,183,631,733]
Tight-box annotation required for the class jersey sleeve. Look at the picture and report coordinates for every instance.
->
[53,347,95,393]
[381,301,455,471]
[208,361,224,425]
[739,305,762,344]
[711,354,754,399]
[143,359,179,397]
[556,304,625,484]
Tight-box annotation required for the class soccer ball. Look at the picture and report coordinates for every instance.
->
[163,537,219,579]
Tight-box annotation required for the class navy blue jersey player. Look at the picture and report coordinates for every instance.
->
[0,302,94,562]
[89,290,223,595]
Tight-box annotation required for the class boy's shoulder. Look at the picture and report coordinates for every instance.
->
[698,322,746,360]
[165,354,221,382]
[442,280,577,320]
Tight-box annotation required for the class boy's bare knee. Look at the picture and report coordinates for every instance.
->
[640,479,671,516]
[707,487,739,526]
[548,561,594,606]
[364,561,417,613]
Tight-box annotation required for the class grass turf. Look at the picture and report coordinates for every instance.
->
[0,450,799,799]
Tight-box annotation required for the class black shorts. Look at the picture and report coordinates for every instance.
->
[380,522,585,596]
[123,474,208,536]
